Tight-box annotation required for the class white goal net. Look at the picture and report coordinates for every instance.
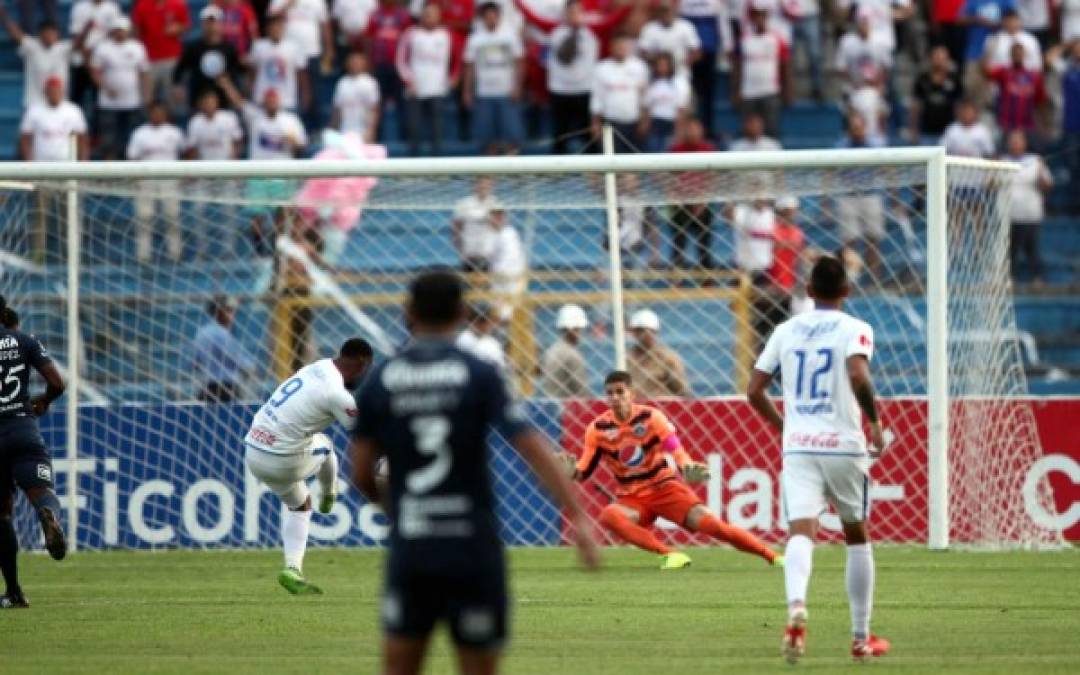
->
[0,150,1062,551]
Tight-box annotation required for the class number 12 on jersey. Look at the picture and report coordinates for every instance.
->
[793,348,833,400]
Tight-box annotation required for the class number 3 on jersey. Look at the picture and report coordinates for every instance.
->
[793,348,833,400]
[407,415,452,494]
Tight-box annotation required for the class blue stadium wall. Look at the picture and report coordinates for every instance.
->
[39,402,562,549]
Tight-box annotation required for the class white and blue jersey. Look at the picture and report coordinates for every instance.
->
[754,308,875,457]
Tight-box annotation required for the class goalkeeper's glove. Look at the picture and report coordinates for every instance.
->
[681,462,710,484]
[560,452,579,479]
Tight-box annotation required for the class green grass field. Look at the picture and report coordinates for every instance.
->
[2,546,1078,674]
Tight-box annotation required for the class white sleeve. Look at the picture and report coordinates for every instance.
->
[19,109,35,135]
[329,386,359,429]
[510,31,524,58]
[72,108,88,135]
[754,325,782,374]
[227,112,243,139]
[293,116,308,146]
[463,33,477,63]
[367,77,380,104]
[137,43,150,70]
[314,0,328,21]
[126,129,144,160]
[683,21,701,50]
[845,321,874,360]
[332,79,345,106]
[184,118,198,149]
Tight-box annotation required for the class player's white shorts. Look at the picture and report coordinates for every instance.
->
[781,453,872,524]
[245,433,334,509]
[836,194,885,242]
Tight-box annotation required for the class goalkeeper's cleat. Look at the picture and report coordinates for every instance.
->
[851,634,890,662]
[772,555,785,568]
[318,492,336,515]
[659,551,692,570]
[278,567,323,595]
[37,506,66,561]
[0,592,29,609]
[782,606,808,664]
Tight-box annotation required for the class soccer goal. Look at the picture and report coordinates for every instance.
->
[0,147,1062,552]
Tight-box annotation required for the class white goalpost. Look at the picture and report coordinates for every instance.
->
[0,148,1062,552]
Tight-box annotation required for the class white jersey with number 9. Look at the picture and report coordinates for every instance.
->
[754,308,875,456]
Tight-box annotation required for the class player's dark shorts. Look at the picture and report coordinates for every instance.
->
[0,417,54,501]
[382,547,508,650]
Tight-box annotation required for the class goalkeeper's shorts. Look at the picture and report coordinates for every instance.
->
[616,479,702,529]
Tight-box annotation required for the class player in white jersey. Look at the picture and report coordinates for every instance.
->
[747,256,890,664]
[244,338,373,594]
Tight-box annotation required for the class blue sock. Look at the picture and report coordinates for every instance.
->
[0,516,19,596]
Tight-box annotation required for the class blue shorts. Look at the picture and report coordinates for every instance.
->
[383,545,508,649]
[0,417,53,503]
[472,97,523,148]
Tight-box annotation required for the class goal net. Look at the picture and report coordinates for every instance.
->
[0,150,1062,551]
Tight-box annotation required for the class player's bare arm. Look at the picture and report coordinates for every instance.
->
[350,436,381,504]
[747,368,784,433]
[31,361,65,417]
[514,430,600,570]
[847,355,885,456]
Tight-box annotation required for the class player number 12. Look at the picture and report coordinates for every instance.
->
[793,348,832,400]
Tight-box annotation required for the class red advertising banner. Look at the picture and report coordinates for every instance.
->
[561,399,1080,544]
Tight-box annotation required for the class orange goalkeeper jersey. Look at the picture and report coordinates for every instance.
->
[577,405,692,496]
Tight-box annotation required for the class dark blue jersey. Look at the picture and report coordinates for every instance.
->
[354,337,529,566]
[0,328,52,420]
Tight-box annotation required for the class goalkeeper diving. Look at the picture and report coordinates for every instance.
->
[561,370,781,569]
[244,338,373,594]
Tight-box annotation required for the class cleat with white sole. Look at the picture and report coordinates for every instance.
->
[782,606,808,664]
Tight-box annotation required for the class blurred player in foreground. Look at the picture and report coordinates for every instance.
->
[747,256,890,663]
[351,270,599,675]
[244,338,373,595]
[0,297,67,609]
[563,370,781,570]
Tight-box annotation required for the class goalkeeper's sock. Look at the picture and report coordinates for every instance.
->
[282,508,313,572]
[695,514,778,563]
[599,506,673,555]
[784,534,814,610]
[845,543,874,640]
[0,516,20,597]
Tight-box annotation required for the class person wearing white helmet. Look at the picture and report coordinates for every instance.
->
[541,304,589,398]
[626,308,689,398]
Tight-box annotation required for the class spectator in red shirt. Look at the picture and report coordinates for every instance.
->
[768,194,805,320]
[985,42,1047,134]
[366,0,411,135]
[214,0,261,58]
[668,116,718,270]
[132,0,191,111]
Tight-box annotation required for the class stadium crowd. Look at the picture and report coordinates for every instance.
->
[5,0,1078,287]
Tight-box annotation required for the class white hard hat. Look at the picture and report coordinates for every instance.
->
[629,308,660,332]
[555,304,588,330]
[110,15,131,31]
[776,195,798,210]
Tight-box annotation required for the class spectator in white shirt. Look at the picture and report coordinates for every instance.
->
[1018,0,1051,47]
[218,74,308,159]
[729,112,781,151]
[983,8,1043,70]
[834,10,892,93]
[91,16,150,159]
[834,112,886,277]
[1061,0,1080,44]
[733,3,789,138]
[268,0,335,128]
[457,303,508,369]
[846,72,888,144]
[643,52,691,151]
[333,0,377,51]
[546,0,598,154]
[486,204,526,322]
[248,14,310,112]
[637,0,701,81]
[128,101,185,263]
[723,198,776,275]
[184,89,243,159]
[452,176,500,272]
[1002,130,1051,283]
[590,33,649,152]
[19,76,89,161]
[463,2,525,155]
[397,2,455,156]
[69,0,123,111]
[331,51,381,142]
[940,99,995,158]
[837,0,912,52]
[0,11,71,109]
